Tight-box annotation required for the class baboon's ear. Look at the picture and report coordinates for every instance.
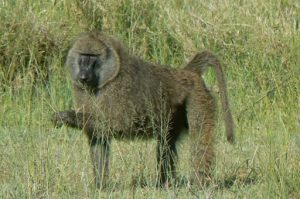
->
[98,47,120,88]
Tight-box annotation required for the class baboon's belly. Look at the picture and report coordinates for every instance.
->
[89,102,165,139]
[91,112,158,139]
[75,85,169,139]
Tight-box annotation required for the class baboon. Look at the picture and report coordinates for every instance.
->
[52,31,234,189]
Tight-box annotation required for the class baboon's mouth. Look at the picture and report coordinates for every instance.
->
[76,80,97,91]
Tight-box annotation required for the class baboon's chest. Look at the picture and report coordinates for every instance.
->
[74,81,173,138]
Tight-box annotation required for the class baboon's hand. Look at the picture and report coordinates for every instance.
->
[52,111,75,128]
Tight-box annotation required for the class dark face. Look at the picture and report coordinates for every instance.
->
[76,54,101,89]
[67,33,120,92]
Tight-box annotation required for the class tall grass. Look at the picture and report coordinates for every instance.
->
[0,0,299,198]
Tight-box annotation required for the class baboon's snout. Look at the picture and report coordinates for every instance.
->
[79,71,89,82]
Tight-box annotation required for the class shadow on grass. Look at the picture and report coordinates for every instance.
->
[129,168,258,190]
[216,169,258,189]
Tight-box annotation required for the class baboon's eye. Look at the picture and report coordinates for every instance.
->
[91,59,98,69]
[91,57,101,70]
[78,56,83,65]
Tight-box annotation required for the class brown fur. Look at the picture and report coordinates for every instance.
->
[52,31,234,189]
[184,51,234,143]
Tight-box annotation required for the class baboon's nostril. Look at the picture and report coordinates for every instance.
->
[79,73,88,82]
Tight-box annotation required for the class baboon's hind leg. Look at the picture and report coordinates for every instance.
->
[187,89,216,186]
[156,129,179,188]
[156,106,186,187]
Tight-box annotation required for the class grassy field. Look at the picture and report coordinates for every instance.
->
[0,0,299,198]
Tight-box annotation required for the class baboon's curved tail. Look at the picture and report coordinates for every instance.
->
[185,51,235,143]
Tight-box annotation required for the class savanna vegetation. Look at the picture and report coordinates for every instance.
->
[0,0,299,198]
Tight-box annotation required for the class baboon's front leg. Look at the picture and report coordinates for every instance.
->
[52,110,94,131]
[52,110,84,128]
[89,136,111,189]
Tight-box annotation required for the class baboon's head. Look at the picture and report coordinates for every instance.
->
[66,32,120,90]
